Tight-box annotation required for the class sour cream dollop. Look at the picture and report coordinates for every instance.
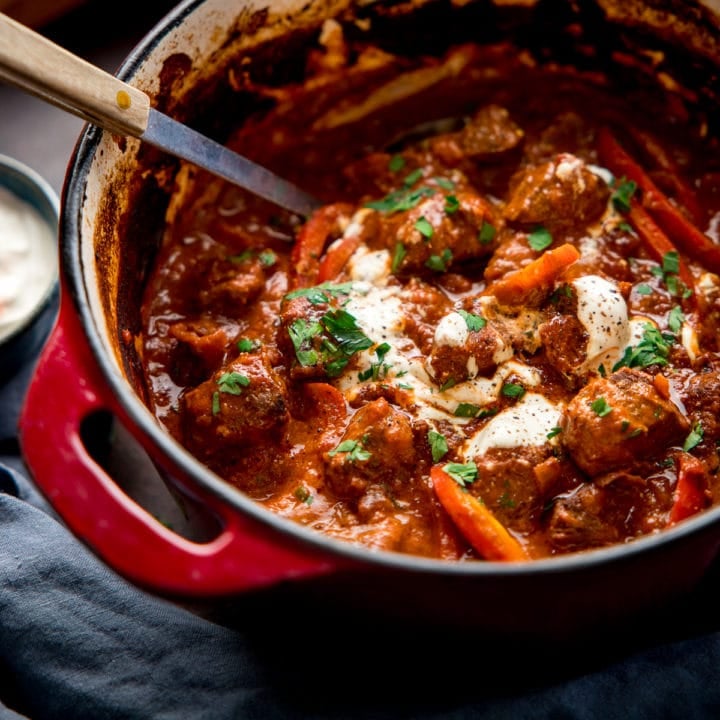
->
[0,185,57,342]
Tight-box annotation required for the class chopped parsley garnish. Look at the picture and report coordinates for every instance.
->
[547,426,562,439]
[428,430,449,463]
[612,323,673,371]
[528,226,553,252]
[649,251,692,300]
[662,251,680,275]
[478,221,496,245]
[365,185,435,214]
[434,177,455,191]
[668,305,685,334]
[322,309,373,354]
[444,462,478,487]
[358,342,392,381]
[403,168,424,187]
[635,284,653,296]
[289,308,373,378]
[415,216,434,239]
[328,438,371,463]
[440,377,457,391]
[258,249,277,267]
[454,403,482,418]
[392,243,407,273]
[388,154,406,173]
[228,249,253,264]
[425,248,453,272]
[550,285,573,304]
[477,407,499,420]
[444,195,460,215]
[285,281,355,304]
[288,318,323,366]
[211,391,221,416]
[590,397,612,417]
[217,372,250,395]
[457,309,486,332]
[322,309,374,375]
[611,176,638,213]
[501,383,525,400]
[598,364,607,377]
[237,338,258,353]
[683,423,704,452]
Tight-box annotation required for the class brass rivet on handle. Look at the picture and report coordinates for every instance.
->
[116,90,131,110]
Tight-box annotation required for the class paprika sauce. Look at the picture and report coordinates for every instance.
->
[138,28,720,561]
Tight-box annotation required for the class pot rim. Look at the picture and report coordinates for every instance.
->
[59,0,720,578]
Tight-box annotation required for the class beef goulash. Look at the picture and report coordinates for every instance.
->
[137,26,720,562]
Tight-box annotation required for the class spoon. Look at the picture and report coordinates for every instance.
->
[0,12,322,217]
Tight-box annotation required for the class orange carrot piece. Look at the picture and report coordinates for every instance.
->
[431,466,530,561]
[597,127,720,275]
[486,243,580,306]
[669,454,709,525]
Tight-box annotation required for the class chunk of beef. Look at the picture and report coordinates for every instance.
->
[503,153,609,234]
[472,446,553,534]
[560,368,689,477]
[525,112,595,165]
[401,278,453,354]
[429,105,524,166]
[483,230,537,283]
[373,189,498,274]
[539,313,589,378]
[168,320,229,380]
[426,311,509,386]
[198,254,267,313]
[546,471,672,552]
[681,366,720,452]
[324,398,426,500]
[182,350,289,458]
[682,366,720,427]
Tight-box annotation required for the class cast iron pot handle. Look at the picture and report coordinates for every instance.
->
[18,289,339,597]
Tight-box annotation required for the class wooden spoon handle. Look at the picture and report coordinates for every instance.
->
[0,11,150,137]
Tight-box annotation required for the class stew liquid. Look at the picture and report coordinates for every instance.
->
[138,31,720,561]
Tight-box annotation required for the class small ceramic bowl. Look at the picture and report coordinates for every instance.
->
[0,153,59,380]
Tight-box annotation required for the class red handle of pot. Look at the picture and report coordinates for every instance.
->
[18,292,339,597]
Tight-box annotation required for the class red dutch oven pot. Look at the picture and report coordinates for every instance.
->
[17,0,720,633]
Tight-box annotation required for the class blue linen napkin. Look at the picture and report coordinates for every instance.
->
[2,309,720,719]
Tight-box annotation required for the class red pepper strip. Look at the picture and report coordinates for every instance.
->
[290,202,354,289]
[626,126,705,227]
[597,127,720,275]
[626,203,695,292]
[431,466,530,561]
[669,454,710,525]
[317,234,361,283]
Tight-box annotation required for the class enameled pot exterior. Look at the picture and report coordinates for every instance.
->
[18,0,720,632]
